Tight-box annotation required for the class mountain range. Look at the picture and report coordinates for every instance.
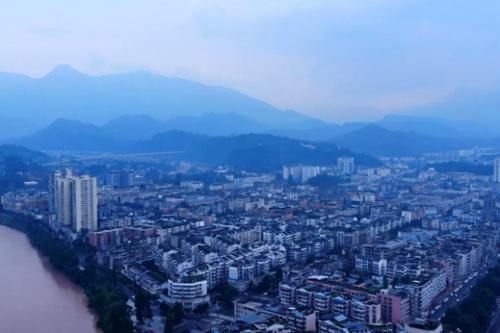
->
[11,116,264,151]
[0,65,324,140]
[11,113,500,159]
[10,118,380,171]
[2,65,500,158]
[376,114,499,139]
[103,113,265,140]
[331,125,476,157]
[405,88,500,133]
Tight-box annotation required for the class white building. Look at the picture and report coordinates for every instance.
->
[337,157,355,175]
[494,158,500,183]
[162,280,210,310]
[283,165,320,183]
[350,299,381,325]
[410,271,447,314]
[52,170,98,232]
[355,257,387,276]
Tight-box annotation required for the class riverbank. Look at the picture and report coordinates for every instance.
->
[0,211,134,333]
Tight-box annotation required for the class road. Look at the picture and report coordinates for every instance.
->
[487,308,500,333]
[430,263,492,321]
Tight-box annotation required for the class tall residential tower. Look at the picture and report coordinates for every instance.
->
[52,170,98,232]
[494,158,500,183]
[337,157,355,175]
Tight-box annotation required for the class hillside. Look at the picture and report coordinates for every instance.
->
[332,125,471,157]
[13,119,125,152]
[268,122,366,142]
[141,131,381,172]
[0,145,48,162]
[12,119,380,172]
[102,113,266,140]
[13,115,264,151]
[0,145,48,192]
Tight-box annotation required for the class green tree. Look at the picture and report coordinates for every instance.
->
[220,284,239,307]
[164,313,174,333]
[171,302,184,324]
[134,291,151,323]
[275,266,283,283]
[193,303,209,314]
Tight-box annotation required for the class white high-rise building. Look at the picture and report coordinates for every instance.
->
[337,157,355,175]
[283,165,302,181]
[283,165,320,183]
[48,171,62,214]
[494,158,500,183]
[301,166,321,182]
[54,171,74,227]
[73,175,98,231]
[52,170,98,232]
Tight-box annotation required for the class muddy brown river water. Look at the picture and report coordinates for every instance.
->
[0,225,98,333]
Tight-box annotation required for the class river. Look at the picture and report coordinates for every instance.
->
[0,225,99,333]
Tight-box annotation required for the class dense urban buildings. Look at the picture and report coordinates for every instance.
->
[3,146,500,333]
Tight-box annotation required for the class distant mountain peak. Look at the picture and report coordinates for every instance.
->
[49,118,87,126]
[43,64,86,80]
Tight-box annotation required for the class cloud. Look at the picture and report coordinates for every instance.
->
[27,26,69,38]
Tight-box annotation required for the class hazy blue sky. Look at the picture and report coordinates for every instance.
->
[1,0,499,121]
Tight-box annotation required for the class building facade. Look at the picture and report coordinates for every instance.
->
[52,170,98,232]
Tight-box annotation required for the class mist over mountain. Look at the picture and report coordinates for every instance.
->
[13,114,269,150]
[0,65,324,140]
[2,65,500,145]
[103,113,266,140]
[11,118,379,172]
[268,122,366,142]
[331,124,477,157]
[423,88,500,123]
[3,65,500,158]
[14,119,124,152]
[13,113,500,160]
[377,114,499,139]
[266,113,500,145]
